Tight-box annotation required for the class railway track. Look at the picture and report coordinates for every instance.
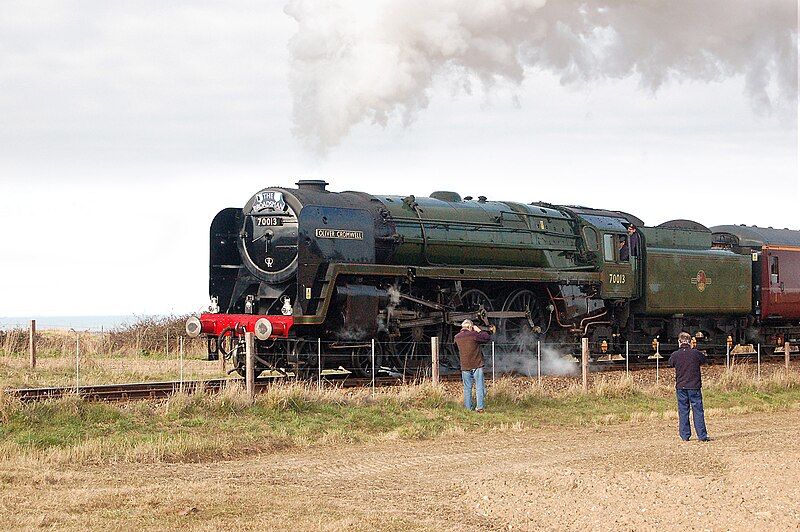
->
[4,373,463,403]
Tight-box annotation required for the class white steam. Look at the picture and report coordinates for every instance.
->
[491,339,580,376]
[285,0,797,151]
[376,284,402,333]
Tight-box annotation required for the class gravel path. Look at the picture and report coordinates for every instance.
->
[2,409,799,530]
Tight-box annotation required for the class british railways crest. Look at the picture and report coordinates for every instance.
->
[691,270,712,292]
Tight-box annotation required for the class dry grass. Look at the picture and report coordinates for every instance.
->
[0,315,206,357]
[708,363,800,391]
[1,331,798,469]
[0,350,221,388]
[0,316,218,388]
[1,371,798,468]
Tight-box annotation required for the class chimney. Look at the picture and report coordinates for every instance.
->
[296,179,329,192]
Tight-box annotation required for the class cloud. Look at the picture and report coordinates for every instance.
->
[0,1,292,168]
[286,0,798,152]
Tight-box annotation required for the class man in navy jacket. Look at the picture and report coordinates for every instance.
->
[668,332,710,442]
[626,223,641,258]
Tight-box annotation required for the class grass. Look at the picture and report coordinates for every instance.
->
[0,349,221,388]
[0,315,205,356]
[0,317,218,388]
[1,367,798,466]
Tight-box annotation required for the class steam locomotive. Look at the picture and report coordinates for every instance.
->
[185,180,800,376]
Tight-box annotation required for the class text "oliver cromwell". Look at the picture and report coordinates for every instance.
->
[315,228,364,240]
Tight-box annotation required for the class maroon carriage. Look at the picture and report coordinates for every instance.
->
[713,225,800,347]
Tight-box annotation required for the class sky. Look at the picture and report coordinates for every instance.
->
[0,1,797,317]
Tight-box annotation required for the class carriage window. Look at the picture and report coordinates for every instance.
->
[770,256,779,284]
[603,234,615,262]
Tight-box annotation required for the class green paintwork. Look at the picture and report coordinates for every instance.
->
[600,261,636,299]
[377,195,584,269]
[640,226,711,250]
[639,248,751,315]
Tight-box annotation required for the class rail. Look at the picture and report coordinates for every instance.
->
[4,374,464,403]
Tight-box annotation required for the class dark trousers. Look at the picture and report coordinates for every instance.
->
[676,388,708,441]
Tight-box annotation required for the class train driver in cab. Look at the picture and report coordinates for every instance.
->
[619,235,630,261]
[626,223,641,258]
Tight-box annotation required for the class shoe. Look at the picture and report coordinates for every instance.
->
[475,408,485,413]
[699,437,712,442]
[681,438,690,442]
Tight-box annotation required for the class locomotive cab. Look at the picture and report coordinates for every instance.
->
[566,210,639,301]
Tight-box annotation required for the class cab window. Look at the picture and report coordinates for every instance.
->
[583,227,599,251]
[603,234,615,262]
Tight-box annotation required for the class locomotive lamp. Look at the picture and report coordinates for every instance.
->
[254,318,273,340]
[600,340,608,353]
[726,335,733,349]
[281,297,293,316]
[648,337,663,359]
[691,337,697,348]
[185,316,201,338]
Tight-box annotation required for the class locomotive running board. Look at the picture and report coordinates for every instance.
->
[294,263,600,326]
[395,310,531,330]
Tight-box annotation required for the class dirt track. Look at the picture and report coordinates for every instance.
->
[3,410,800,531]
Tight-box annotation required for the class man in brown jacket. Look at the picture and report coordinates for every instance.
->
[454,319,495,412]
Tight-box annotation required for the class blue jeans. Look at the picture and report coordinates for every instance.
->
[676,389,708,441]
[462,367,485,410]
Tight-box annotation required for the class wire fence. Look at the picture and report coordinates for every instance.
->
[0,327,214,388]
[0,323,207,358]
[301,339,798,383]
[239,338,799,400]
[2,327,797,392]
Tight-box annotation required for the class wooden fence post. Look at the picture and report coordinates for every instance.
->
[245,332,255,401]
[581,337,589,392]
[179,336,184,393]
[757,343,761,380]
[431,336,439,385]
[491,341,495,383]
[29,319,36,369]
[74,330,80,395]
[786,341,791,372]
[537,340,542,387]
[371,338,376,397]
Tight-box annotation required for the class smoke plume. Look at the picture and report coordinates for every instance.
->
[285,0,797,151]
[490,330,580,376]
